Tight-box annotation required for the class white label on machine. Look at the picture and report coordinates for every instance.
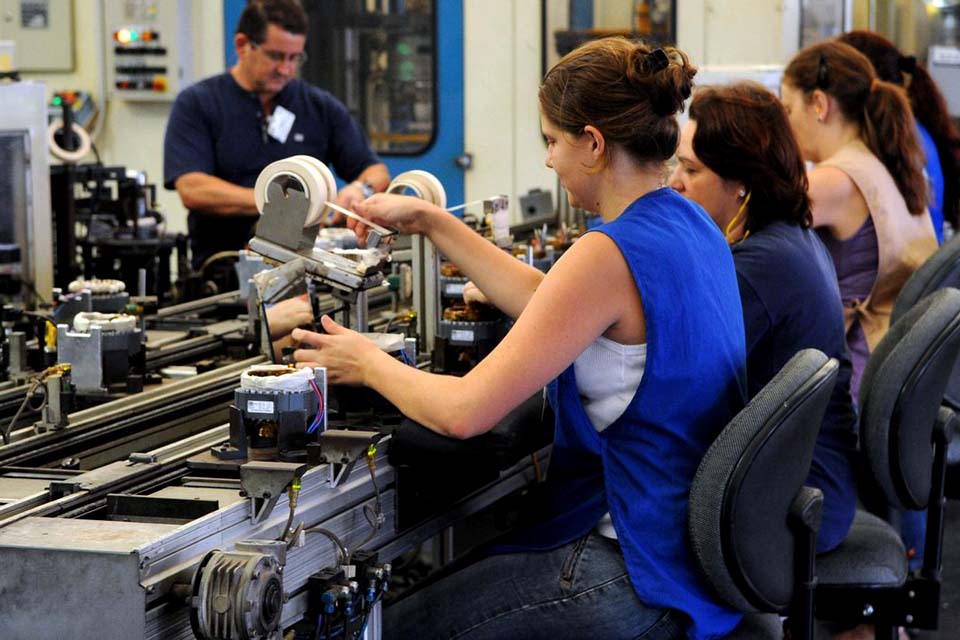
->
[451,329,474,342]
[444,283,465,296]
[931,46,960,66]
[247,400,275,414]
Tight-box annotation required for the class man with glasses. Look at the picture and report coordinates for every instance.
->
[163,0,389,271]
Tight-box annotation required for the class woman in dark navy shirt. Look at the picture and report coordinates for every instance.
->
[670,81,858,552]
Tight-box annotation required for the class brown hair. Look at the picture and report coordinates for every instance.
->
[838,30,960,228]
[539,37,697,166]
[689,82,812,231]
[237,0,307,43]
[784,40,928,216]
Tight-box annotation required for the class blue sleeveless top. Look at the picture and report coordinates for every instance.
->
[500,189,747,639]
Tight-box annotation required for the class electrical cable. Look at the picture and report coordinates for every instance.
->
[279,479,301,543]
[348,448,384,562]
[307,378,325,433]
[304,526,348,565]
[1,365,60,444]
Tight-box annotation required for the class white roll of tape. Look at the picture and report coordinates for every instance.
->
[387,170,447,209]
[254,156,338,227]
[47,120,92,164]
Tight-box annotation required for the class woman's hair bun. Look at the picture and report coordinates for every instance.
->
[626,45,696,116]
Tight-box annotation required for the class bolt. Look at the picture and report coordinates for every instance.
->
[908,590,916,599]
[906,614,914,624]
[863,604,875,617]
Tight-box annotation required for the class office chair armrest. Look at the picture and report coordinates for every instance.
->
[935,406,957,444]
[789,486,824,534]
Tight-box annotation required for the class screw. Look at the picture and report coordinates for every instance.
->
[906,614,914,624]
[863,604,875,617]
[908,590,916,599]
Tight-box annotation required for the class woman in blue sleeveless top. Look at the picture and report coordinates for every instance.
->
[293,38,747,640]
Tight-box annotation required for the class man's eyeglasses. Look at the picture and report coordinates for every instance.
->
[251,42,308,66]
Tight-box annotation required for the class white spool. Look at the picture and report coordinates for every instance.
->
[387,170,447,209]
[254,156,338,227]
[48,120,92,164]
[240,364,316,392]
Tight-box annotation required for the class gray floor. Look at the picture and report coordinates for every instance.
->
[913,498,960,639]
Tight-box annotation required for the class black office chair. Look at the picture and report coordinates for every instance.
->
[891,236,960,483]
[815,287,960,638]
[689,349,840,640]
[891,234,960,410]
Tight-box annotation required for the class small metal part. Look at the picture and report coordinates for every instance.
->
[239,461,307,524]
[863,604,874,617]
[37,372,71,432]
[316,429,383,487]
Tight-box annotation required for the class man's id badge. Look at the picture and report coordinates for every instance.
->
[267,105,296,143]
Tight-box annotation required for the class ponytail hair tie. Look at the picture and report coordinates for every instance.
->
[897,55,917,74]
[646,48,669,72]
[870,77,881,93]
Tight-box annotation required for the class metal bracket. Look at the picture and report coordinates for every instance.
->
[316,429,383,487]
[239,461,308,524]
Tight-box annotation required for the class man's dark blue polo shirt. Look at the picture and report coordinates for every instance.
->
[163,72,380,268]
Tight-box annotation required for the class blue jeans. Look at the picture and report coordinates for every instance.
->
[383,532,684,639]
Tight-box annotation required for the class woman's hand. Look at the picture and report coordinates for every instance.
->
[266,294,314,339]
[291,315,384,386]
[350,194,436,245]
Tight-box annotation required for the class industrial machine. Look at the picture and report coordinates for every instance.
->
[0,155,556,640]
[0,81,54,305]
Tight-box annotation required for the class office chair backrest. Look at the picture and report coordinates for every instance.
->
[860,287,960,510]
[891,236,960,410]
[689,349,838,612]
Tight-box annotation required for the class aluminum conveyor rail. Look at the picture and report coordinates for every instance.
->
[0,356,265,468]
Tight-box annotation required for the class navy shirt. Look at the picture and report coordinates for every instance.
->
[733,220,858,552]
[163,73,381,268]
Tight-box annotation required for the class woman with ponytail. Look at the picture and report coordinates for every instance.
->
[840,29,960,241]
[782,40,938,402]
[293,36,748,639]
[670,82,858,554]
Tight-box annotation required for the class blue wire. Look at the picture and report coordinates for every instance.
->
[307,379,325,434]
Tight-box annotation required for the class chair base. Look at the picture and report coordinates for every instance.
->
[814,576,941,630]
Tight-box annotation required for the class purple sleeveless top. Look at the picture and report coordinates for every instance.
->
[817,217,878,403]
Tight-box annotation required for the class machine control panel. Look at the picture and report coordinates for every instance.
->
[104,0,192,101]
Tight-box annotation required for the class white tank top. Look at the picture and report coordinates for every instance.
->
[574,335,646,432]
[573,335,647,540]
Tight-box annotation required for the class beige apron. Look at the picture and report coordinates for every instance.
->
[819,139,938,351]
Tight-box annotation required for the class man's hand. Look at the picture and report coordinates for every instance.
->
[328,181,368,225]
[265,294,314,339]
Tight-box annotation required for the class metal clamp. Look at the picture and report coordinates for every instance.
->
[239,461,308,524]
[315,429,382,487]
